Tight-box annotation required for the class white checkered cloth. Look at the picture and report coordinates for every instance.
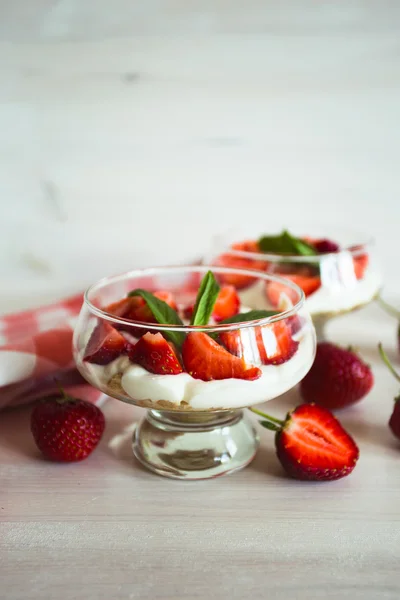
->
[0,294,105,410]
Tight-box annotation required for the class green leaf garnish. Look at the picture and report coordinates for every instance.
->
[258,230,317,256]
[127,289,185,347]
[218,310,278,325]
[190,271,220,326]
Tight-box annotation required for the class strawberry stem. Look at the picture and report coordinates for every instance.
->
[55,379,71,403]
[249,406,284,426]
[378,343,400,384]
[378,296,400,320]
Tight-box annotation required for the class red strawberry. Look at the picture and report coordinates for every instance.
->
[300,342,373,410]
[266,273,321,307]
[84,321,128,365]
[251,403,359,481]
[104,297,134,318]
[378,344,400,440]
[183,286,240,323]
[131,332,183,375]
[31,393,105,462]
[182,332,261,381]
[216,240,268,289]
[312,238,340,254]
[221,320,298,366]
[389,402,400,440]
[213,285,240,322]
[353,253,369,280]
[105,291,177,323]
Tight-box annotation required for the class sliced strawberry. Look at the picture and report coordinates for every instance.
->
[353,253,369,280]
[260,321,299,365]
[275,404,359,481]
[182,332,261,381]
[212,286,240,322]
[128,291,178,323]
[220,320,298,366]
[182,286,240,323]
[84,321,128,365]
[104,297,134,318]
[131,332,183,375]
[216,240,268,289]
[105,291,177,323]
[154,291,178,311]
[266,273,321,307]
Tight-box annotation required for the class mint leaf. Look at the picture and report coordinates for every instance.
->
[127,289,185,347]
[190,271,220,326]
[219,310,278,325]
[258,230,317,256]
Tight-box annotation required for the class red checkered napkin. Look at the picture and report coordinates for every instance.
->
[0,294,106,410]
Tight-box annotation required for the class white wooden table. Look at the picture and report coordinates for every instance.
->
[2,302,400,599]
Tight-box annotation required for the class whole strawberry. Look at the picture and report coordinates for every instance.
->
[379,344,400,440]
[300,342,373,410]
[31,393,105,462]
[251,403,359,481]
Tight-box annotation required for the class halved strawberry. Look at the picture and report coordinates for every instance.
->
[182,332,261,381]
[130,332,183,375]
[104,297,134,318]
[105,291,177,323]
[84,321,128,365]
[266,273,321,307]
[212,285,240,322]
[182,285,240,323]
[252,403,359,481]
[353,253,369,280]
[274,404,359,481]
[216,240,268,289]
[220,320,298,366]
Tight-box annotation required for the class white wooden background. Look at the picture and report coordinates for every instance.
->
[1,2,400,599]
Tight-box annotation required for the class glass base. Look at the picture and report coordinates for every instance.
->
[132,409,259,480]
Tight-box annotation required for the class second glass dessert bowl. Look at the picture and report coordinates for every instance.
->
[207,228,382,340]
[73,265,316,480]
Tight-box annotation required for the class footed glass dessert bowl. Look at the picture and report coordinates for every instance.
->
[73,265,316,479]
[207,228,382,340]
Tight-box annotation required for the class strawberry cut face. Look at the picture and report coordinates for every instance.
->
[266,273,321,308]
[84,321,128,365]
[275,404,359,481]
[212,285,240,322]
[130,332,183,375]
[104,291,178,337]
[182,332,261,382]
[220,321,298,366]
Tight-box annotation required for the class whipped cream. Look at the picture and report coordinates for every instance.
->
[306,269,381,315]
[81,327,315,411]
